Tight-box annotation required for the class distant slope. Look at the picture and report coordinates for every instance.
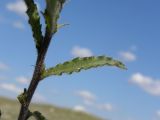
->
[0,97,103,120]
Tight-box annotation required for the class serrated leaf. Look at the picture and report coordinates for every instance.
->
[32,111,47,120]
[44,0,66,34]
[41,56,126,79]
[24,0,43,53]
[27,111,47,120]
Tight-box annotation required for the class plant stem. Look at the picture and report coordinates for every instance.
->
[18,32,52,120]
[18,1,65,119]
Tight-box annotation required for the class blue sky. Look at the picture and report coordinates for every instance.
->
[0,0,160,120]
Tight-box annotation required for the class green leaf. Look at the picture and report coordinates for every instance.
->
[57,23,69,30]
[41,56,126,79]
[17,88,27,106]
[44,0,66,34]
[31,111,47,120]
[27,111,47,120]
[24,0,43,53]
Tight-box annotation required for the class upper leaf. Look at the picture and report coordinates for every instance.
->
[24,0,43,53]
[44,0,66,34]
[41,56,126,79]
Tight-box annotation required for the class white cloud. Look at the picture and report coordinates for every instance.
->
[6,0,27,16]
[0,62,9,71]
[155,110,160,120]
[13,21,25,29]
[16,76,30,84]
[0,83,22,93]
[156,110,160,118]
[73,105,86,112]
[75,90,114,112]
[119,51,136,62]
[71,46,93,57]
[76,90,96,103]
[130,73,160,96]
[96,103,113,112]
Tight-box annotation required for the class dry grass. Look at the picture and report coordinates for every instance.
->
[0,97,102,120]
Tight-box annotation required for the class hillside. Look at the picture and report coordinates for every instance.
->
[0,97,103,120]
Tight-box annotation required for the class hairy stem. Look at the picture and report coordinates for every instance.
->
[18,33,52,120]
[17,0,65,119]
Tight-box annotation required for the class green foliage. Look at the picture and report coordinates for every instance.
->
[28,111,47,120]
[41,56,126,79]
[17,0,126,119]
[56,23,69,32]
[44,0,57,33]
[0,97,101,120]
[24,0,43,53]
[17,89,27,106]
[44,0,65,34]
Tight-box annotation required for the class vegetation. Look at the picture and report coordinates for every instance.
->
[0,97,102,120]
[1,0,126,120]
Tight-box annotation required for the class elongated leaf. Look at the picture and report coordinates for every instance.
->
[31,111,47,120]
[44,0,66,34]
[27,110,47,120]
[24,0,43,53]
[41,56,126,79]
[57,23,69,29]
